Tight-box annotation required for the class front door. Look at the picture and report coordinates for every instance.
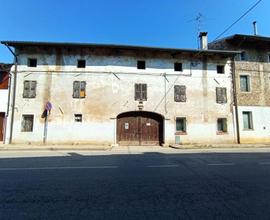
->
[0,113,5,142]
[117,111,163,146]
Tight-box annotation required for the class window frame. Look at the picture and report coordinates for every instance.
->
[23,80,37,98]
[134,83,147,101]
[240,75,251,92]
[21,114,34,132]
[217,118,228,134]
[174,62,183,72]
[216,65,225,74]
[74,114,83,122]
[73,81,86,99]
[175,117,187,134]
[137,60,146,70]
[27,58,37,67]
[242,111,253,130]
[77,59,86,68]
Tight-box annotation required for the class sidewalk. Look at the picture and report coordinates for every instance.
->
[0,143,270,151]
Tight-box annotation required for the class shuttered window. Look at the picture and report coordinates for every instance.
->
[240,75,250,92]
[243,111,253,130]
[23,81,37,98]
[73,81,86,98]
[21,114,34,132]
[216,87,227,104]
[174,85,186,102]
[135,83,147,101]
[217,118,227,133]
[176,117,186,133]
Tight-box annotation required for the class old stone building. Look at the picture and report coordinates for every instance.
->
[209,34,270,143]
[1,39,238,146]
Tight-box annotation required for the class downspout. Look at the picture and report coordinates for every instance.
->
[3,43,18,144]
[231,56,240,144]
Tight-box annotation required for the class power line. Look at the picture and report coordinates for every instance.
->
[214,0,263,41]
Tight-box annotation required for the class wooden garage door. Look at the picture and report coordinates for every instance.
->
[117,112,163,146]
[0,113,5,142]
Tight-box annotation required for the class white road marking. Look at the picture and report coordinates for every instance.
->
[259,162,270,165]
[0,166,118,171]
[147,164,179,168]
[207,163,235,166]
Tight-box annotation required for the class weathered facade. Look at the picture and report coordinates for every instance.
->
[209,34,270,143]
[1,41,238,146]
[0,63,12,143]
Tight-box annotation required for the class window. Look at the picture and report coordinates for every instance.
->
[23,81,37,98]
[217,65,225,74]
[240,51,246,61]
[174,85,186,102]
[240,75,250,92]
[217,118,227,133]
[243,111,253,130]
[216,87,227,103]
[135,83,147,101]
[77,59,86,68]
[73,81,86,98]
[174,62,182,72]
[137,60,145,69]
[74,114,82,122]
[176,117,186,133]
[28,58,37,67]
[21,114,34,132]
[268,54,270,63]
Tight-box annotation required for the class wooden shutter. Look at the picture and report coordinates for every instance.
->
[80,81,86,98]
[73,81,80,98]
[23,81,30,98]
[141,84,147,100]
[174,85,186,102]
[29,81,36,98]
[216,87,227,103]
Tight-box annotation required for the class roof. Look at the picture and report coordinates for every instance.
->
[1,40,239,56]
[211,34,270,45]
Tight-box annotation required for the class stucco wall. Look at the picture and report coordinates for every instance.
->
[4,47,236,145]
[0,90,8,113]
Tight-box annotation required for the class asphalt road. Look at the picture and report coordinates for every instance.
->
[1,149,270,219]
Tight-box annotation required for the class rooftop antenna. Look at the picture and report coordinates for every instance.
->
[187,13,203,49]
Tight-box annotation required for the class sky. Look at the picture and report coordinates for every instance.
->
[0,0,269,63]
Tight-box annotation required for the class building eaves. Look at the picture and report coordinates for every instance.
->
[1,40,239,56]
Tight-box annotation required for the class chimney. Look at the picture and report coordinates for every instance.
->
[199,32,208,50]
[253,21,258,35]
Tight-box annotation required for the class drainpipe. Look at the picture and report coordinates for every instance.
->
[3,72,12,144]
[231,56,240,144]
[3,43,18,144]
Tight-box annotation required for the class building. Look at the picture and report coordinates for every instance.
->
[1,38,238,146]
[0,63,12,143]
[209,34,270,143]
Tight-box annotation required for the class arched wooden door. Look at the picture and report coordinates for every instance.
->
[117,111,164,146]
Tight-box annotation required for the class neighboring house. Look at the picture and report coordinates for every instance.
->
[209,34,270,143]
[1,36,238,146]
[0,63,12,143]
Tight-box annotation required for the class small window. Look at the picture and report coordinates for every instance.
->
[21,114,34,132]
[174,85,186,102]
[240,75,250,92]
[73,81,86,98]
[217,65,225,74]
[216,87,227,104]
[137,60,145,69]
[174,62,182,72]
[77,59,86,68]
[135,83,147,101]
[74,114,82,122]
[240,51,246,61]
[217,118,227,133]
[176,117,186,133]
[23,81,37,98]
[243,111,253,130]
[28,58,37,67]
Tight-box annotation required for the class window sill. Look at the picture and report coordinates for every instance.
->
[216,131,228,135]
[243,129,254,131]
[175,132,187,135]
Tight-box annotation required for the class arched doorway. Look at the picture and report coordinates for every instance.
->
[117,111,164,146]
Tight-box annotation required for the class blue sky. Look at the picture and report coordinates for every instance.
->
[0,0,269,62]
